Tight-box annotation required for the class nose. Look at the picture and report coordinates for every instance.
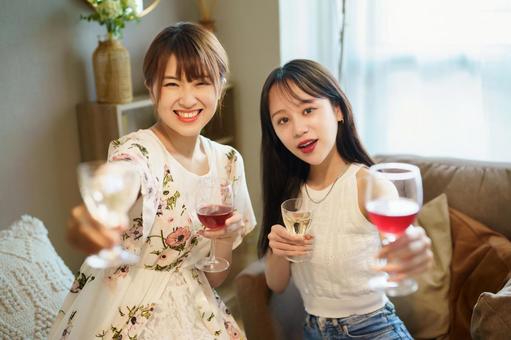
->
[292,117,309,138]
[178,86,198,108]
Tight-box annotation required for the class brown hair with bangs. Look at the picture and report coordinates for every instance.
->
[257,59,374,257]
[143,22,229,104]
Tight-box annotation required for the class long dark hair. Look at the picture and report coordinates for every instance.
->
[257,59,374,258]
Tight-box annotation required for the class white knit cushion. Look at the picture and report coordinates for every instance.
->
[0,215,73,339]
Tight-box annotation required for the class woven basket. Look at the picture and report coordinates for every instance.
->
[93,38,133,104]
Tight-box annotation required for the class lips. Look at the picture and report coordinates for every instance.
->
[297,139,318,154]
[174,109,202,123]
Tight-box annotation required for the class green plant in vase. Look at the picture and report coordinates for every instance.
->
[81,0,140,39]
[81,0,142,104]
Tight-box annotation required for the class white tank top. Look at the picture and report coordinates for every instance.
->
[291,163,387,318]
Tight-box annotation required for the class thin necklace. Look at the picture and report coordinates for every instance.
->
[304,165,350,204]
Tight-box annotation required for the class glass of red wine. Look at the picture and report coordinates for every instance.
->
[195,176,234,273]
[365,162,423,296]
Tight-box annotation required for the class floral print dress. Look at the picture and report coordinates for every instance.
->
[50,129,256,340]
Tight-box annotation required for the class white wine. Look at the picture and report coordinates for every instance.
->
[79,162,140,228]
[282,211,312,235]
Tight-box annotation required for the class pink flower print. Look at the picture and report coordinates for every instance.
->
[125,224,143,240]
[70,272,95,293]
[112,153,133,162]
[165,227,191,249]
[70,280,80,293]
[61,311,76,339]
[225,321,241,340]
[155,251,177,267]
[105,265,130,288]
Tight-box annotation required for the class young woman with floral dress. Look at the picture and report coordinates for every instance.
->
[50,22,255,340]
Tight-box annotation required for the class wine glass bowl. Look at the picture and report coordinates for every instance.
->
[281,198,313,263]
[365,162,423,296]
[77,160,141,268]
[197,204,233,230]
[195,177,233,272]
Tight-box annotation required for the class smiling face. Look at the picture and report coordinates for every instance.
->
[269,82,343,166]
[153,55,219,138]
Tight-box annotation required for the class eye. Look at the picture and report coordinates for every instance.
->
[163,82,178,87]
[196,79,212,86]
[277,117,289,125]
[304,107,315,115]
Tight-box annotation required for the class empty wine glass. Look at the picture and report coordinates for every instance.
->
[281,198,313,263]
[365,162,423,296]
[78,160,141,268]
[195,176,234,273]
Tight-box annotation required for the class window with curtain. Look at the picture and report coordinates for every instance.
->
[279,0,511,162]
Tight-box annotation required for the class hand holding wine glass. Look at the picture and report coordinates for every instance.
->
[195,176,235,273]
[365,162,423,296]
[281,198,313,263]
[77,160,141,269]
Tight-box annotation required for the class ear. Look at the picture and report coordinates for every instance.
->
[334,105,344,122]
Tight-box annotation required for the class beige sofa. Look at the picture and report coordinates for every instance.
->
[235,155,511,340]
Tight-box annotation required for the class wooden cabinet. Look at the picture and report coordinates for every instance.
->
[76,85,235,161]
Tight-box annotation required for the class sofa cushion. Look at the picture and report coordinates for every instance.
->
[390,194,452,339]
[0,215,73,339]
[448,208,511,340]
[471,277,511,340]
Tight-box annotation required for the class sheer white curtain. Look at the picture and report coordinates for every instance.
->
[279,0,343,75]
[279,0,511,162]
[342,0,511,162]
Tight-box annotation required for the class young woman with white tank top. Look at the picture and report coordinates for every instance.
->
[258,59,433,339]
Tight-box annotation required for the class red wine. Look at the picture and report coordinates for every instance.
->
[197,204,233,230]
[367,198,419,235]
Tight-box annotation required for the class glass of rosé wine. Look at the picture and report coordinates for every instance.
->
[365,162,423,296]
[195,176,234,273]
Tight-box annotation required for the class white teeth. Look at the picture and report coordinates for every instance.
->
[299,140,315,148]
[175,110,200,118]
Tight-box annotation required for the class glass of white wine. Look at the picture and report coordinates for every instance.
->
[78,160,141,269]
[281,198,313,263]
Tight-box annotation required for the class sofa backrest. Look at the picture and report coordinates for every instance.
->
[375,155,511,240]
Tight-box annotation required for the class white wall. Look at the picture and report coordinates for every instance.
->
[0,0,196,271]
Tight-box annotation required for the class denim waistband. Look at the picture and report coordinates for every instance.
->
[305,302,396,330]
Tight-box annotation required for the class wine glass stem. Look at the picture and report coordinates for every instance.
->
[208,239,217,262]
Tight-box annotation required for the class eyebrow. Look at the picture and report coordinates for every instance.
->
[163,75,211,81]
[270,98,316,118]
[270,109,285,118]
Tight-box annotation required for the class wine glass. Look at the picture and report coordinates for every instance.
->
[281,198,313,263]
[365,162,423,296]
[77,160,141,269]
[195,176,234,272]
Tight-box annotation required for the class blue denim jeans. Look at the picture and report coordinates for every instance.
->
[303,303,412,340]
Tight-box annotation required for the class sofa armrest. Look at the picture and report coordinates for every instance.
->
[235,258,306,340]
[235,258,277,340]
